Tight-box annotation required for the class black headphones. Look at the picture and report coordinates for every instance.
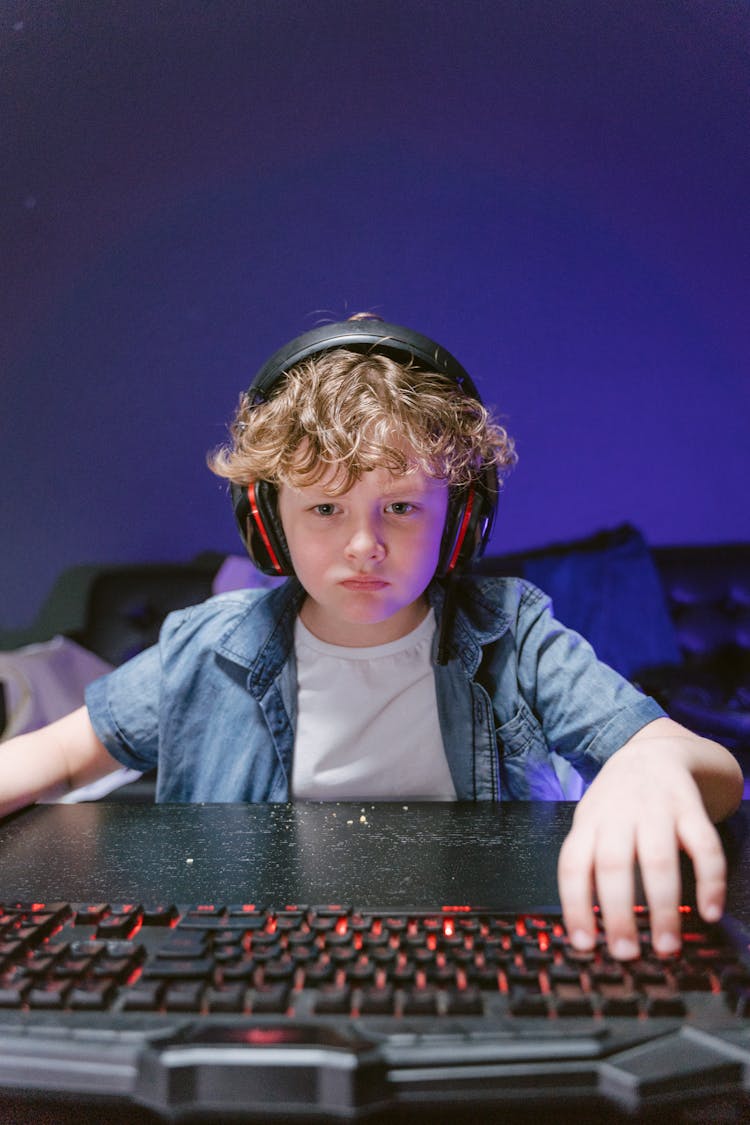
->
[231,318,498,578]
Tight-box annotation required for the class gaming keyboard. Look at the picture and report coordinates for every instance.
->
[1,901,750,1121]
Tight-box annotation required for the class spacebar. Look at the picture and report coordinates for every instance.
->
[358,1019,609,1062]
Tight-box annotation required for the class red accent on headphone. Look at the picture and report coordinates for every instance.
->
[445,485,475,574]
[247,482,284,574]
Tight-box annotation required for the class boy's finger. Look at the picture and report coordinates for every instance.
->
[634,819,682,955]
[592,828,639,959]
[557,829,597,950]
[676,813,727,924]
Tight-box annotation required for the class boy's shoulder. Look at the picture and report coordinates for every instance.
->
[430,573,551,654]
[455,572,549,623]
[157,580,304,663]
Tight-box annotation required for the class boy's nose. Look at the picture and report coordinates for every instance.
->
[344,525,386,564]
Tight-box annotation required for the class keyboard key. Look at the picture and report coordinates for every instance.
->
[225,915,267,931]
[402,988,439,1016]
[303,961,334,985]
[97,916,141,939]
[467,966,502,989]
[506,967,542,991]
[252,984,290,1013]
[590,965,626,986]
[674,968,714,991]
[250,943,283,963]
[509,990,549,1017]
[27,980,71,1009]
[644,988,686,1017]
[391,964,416,985]
[598,981,642,1014]
[0,982,30,1007]
[93,958,135,983]
[142,957,214,980]
[263,958,296,982]
[358,986,396,1014]
[69,980,117,1010]
[347,959,376,983]
[370,946,396,964]
[179,917,232,931]
[205,985,246,1013]
[155,935,206,959]
[54,956,95,978]
[222,960,257,982]
[164,982,205,1011]
[122,981,164,1011]
[549,964,583,985]
[314,986,351,1014]
[25,954,59,977]
[141,904,179,926]
[69,940,106,958]
[631,963,669,987]
[445,987,484,1015]
[105,940,142,959]
[73,903,109,925]
[555,990,596,1017]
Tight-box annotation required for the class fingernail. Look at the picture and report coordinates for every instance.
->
[612,938,639,960]
[654,932,680,954]
[571,929,595,950]
[703,903,722,922]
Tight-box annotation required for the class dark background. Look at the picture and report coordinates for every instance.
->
[2,0,748,631]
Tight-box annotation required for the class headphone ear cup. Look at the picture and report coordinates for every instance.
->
[231,480,294,576]
[437,468,498,577]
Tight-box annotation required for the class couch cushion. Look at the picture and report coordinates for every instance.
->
[479,525,681,679]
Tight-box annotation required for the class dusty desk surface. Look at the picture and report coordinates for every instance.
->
[0,800,747,916]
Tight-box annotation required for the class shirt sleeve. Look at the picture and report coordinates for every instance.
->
[84,645,162,772]
[515,582,666,779]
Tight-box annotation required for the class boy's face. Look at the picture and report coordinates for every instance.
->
[277,459,449,646]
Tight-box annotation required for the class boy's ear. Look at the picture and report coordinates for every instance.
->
[231,480,294,577]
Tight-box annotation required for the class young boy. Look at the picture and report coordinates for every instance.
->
[0,316,742,963]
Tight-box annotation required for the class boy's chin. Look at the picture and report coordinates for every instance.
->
[301,597,429,646]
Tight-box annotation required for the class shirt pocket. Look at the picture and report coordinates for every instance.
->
[495,699,565,799]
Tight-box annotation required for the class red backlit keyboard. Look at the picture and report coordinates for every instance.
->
[1,902,750,1120]
[1,901,749,1018]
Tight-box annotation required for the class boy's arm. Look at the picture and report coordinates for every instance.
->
[0,706,122,818]
[558,716,744,959]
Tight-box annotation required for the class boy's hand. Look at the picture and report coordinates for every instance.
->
[557,719,741,960]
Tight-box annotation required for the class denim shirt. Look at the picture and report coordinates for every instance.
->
[85,576,664,803]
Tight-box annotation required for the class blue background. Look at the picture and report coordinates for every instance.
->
[2,0,748,630]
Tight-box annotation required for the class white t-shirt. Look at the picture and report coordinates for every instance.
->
[291,609,457,801]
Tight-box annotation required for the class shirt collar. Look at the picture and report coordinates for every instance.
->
[215,578,305,696]
[214,573,514,686]
[429,576,514,674]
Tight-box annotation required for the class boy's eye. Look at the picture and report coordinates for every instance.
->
[312,503,338,517]
[385,502,415,515]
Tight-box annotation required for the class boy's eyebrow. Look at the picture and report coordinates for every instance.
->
[380,475,445,495]
[290,472,445,500]
[380,484,432,499]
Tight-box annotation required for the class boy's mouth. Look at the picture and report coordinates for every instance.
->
[339,577,389,591]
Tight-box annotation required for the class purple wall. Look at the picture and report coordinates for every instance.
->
[2,0,749,630]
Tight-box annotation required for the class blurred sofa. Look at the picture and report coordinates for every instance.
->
[0,555,224,801]
[476,525,750,770]
[2,528,749,796]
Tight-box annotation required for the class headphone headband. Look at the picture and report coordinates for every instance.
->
[248,318,481,403]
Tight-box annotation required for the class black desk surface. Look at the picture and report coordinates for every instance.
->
[1,800,748,921]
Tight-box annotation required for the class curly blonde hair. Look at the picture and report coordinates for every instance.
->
[208,348,516,494]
